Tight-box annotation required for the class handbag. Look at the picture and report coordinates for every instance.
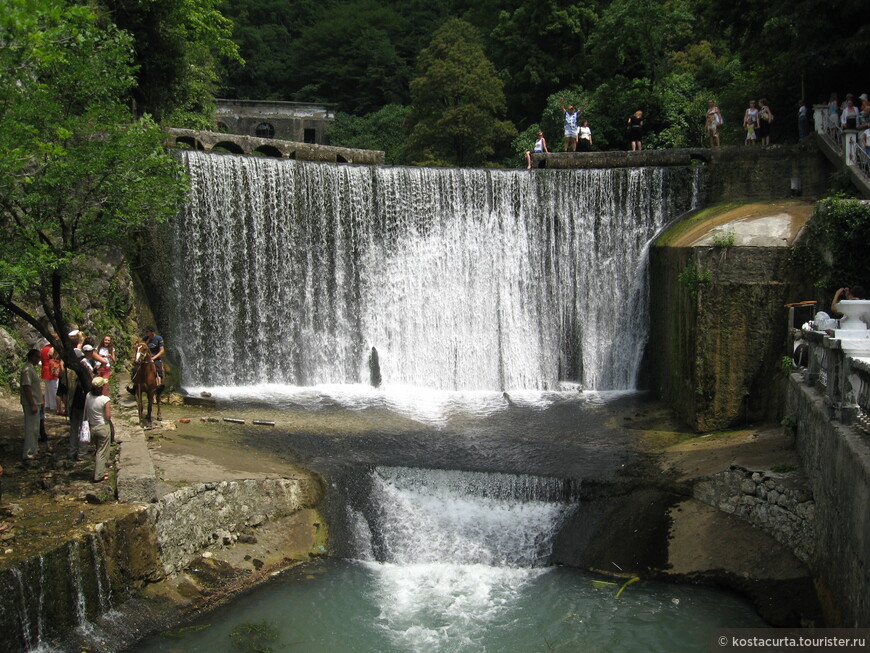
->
[79,420,91,443]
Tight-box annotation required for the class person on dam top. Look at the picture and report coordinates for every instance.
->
[525,131,549,169]
[831,286,866,317]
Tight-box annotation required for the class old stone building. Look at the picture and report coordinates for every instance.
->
[215,99,336,145]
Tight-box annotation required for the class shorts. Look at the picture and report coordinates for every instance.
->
[564,127,579,139]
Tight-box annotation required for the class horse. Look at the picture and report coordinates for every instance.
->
[132,342,162,425]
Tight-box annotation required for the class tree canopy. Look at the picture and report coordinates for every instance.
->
[221,0,869,165]
[0,0,188,368]
[406,19,516,166]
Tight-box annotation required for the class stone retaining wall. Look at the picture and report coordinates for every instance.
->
[787,375,870,627]
[154,477,321,575]
[693,464,816,563]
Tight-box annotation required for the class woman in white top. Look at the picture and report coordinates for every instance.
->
[525,131,549,169]
[578,120,593,152]
[85,377,112,482]
[743,100,759,144]
[94,334,116,395]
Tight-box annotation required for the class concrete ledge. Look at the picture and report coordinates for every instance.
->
[115,417,158,504]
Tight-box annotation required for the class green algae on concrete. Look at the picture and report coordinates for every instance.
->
[649,200,816,431]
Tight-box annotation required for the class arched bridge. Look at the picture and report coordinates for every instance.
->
[165,128,385,165]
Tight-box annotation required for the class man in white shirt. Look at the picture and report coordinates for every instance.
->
[20,349,43,460]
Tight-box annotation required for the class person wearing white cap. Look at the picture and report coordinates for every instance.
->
[85,377,112,482]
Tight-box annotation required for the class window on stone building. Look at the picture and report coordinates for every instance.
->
[304,128,316,144]
[255,123,275,139]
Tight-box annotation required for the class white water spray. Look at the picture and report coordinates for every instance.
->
[170,154,698,391]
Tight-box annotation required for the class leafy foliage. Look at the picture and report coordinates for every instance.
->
[406,19,516,166]
[0,0,188,368]
[103,0,242,127]
[796,198,870,292]
[329,105,412,165]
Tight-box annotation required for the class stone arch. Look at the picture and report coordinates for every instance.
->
[336,154,349,163]
[689,151,712,164]
[254,144,283,158]
[175,136,204,151]
[211,141,245,155]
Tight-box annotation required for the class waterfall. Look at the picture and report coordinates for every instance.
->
[348,467,575,567]
[170,153,697,391]
[0,537,116,652]
[343,467,576,651]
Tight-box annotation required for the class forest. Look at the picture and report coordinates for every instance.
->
[213,0,869,166]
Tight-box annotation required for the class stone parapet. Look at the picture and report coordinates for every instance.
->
[165,127,384,165]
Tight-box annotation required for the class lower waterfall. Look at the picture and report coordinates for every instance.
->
[168,152,699,391]
[344,467,576,650]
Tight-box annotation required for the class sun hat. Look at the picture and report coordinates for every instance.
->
[82,344,94,352]
[91,377,107,388]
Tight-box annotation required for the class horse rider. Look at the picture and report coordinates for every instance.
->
[127,326,166,394]
[143,326,166,389]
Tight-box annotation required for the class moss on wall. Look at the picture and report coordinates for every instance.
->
[650,204,812,431]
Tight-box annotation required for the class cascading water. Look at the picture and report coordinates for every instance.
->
[169,152,698,391]
[345,467,576,651]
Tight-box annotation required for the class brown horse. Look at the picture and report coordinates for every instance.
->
[132,342,161,424]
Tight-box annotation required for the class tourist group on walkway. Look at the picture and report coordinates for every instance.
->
[18,327,165,483]
[527,89,870,165]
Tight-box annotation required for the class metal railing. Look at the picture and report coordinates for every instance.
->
[853,142,870,179]
[812,105,870,193]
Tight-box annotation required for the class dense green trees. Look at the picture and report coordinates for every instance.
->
[217,0,866,165]
[101,0,241,128]
[406,19,516,166]
[0,0,187,364]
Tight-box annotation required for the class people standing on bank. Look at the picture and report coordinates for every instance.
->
[85,377,112,483]
[525,131,549,169]
[38,339,54,449]
[95,334,115,395]
[627,110,644,151]
[561,99,581,152]
[743,100,759,145]
[143,326,166,388]
[705,100,723,147]
[578,120,593,152]
[757,99,774,145]
[50,348,66,416]
[68,349,93,461]
[20,350,43,461]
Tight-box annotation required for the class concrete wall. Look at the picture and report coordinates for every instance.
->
[536,142,831,201]
[215,99,335,145]
[649,245,798,430]
[787,376,870,627]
